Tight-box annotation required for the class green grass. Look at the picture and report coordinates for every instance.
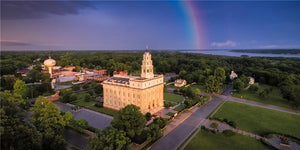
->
[87,105,118,117]
[187,84,206,93]
[166,112,175,117]
[174,104,186,112]
[71,100,96,107]
[232,84,293,109]
[165,84,177,88]
[184,129,272,150]
[164,92,184,103]
[59,80,74,85]
[70,99,117,117]
[213,101,300,139]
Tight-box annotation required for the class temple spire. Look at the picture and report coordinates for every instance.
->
[146,45,149,52]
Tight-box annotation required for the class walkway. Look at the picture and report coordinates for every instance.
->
[150,95,223,150]
[54,101,113,129]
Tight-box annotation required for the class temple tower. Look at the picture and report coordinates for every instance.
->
[141,46,154,79]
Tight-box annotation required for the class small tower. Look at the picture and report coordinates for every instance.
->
[141,46,154,78]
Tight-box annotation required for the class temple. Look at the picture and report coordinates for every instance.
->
[102,48,164,114]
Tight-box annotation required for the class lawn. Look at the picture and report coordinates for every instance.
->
[70,99,117,117]
[164,92,184,103]
[187,84,206,93]
[213,101,300,139]
[232,84,293,109]
[174,104,186,112]
[184,129,271,150]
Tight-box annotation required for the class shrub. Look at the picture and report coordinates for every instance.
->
[82,83,90,89]
[223,130,236,137]
[164,101,175,108]
[72,84,80,91]
[210,122,219,129]
[94,102,103,108]
[153,117,168,129]
[145,112,152,121]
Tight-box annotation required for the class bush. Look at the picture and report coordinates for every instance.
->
[210,122,219,129]
[145,112,152,121]
[88,89,95,96]
[164,101,175,108]
[223,130,236,137]
[72,84,80,91]
[94,102,103,108]
[249,83,259,92]
[228,121,237,128]
[153,117,168,129]
[76,119,89,130]
[84,93,93,102]
[82,83,90,89]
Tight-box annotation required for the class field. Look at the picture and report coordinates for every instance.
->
[213,101,300,139]
[184,129,271,150]
[232,84,292,109]
[164,92,184,103]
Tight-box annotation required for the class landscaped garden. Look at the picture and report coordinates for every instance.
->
[232,84,293,109]
[164,92,184,103]
[212,101,300,139]
[184,129,272,150]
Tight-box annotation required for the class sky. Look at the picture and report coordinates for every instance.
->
[1,1,300,51]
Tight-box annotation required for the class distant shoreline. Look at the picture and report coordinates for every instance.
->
[230,49,300,55]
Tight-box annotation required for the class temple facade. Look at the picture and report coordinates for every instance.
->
[102,50,164,114]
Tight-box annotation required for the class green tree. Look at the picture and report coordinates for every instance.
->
[76,118,89,129]
[0,75,16,90]
[214,67,226,84]
[0,91,42,150]
[83,83,90,89]
[205,75,219,93]
[153,117,168,129]
[72,84,80,91]
[89,127,131,150]
[111,105,146,140]
[63,112,74,126]
[13,79,28,98]
[84,93,93,102]
[30,96,66,149]
[233,79,244,91]
[146,123,162,142]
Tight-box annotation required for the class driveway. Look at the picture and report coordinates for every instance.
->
[151,95,223,150]
[54,101,113,129]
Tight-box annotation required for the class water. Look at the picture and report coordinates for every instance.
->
[181,50,300,58]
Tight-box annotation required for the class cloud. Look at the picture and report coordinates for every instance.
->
[0,40,32,46]
[211,40,237,47]
[1,1,95,20]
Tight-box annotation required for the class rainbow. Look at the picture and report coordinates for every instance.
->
[178,1,207,50]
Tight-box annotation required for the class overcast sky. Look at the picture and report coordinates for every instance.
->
[1,1,300,51]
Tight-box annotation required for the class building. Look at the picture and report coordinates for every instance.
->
[230,70,238,80]
[102,50,164,114]
[113,70,128,76]
[174,79,187,87]
[249,77,255,85]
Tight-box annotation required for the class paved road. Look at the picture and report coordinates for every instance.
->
[54,101,113,129]
[151,95,223,150]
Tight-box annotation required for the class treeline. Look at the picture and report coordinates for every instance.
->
[1,51,300,104]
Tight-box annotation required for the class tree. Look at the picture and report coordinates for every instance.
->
[214,67,226,84]
[30,96,66,149]
[205,75,219,93]
[84,93,93,102]
[249,83,259,92]
[111,105,146,140]
[94,84,103,94]
[63,112,74,126]
[60,89,74,103]
[72,84,80,91]
[153,117,168,129]
[233,79,244,91]
[89,127,131,150]
[76,118,89,130]
[83,83,90,89]
[13,79,28,98]
[0,75,16,90]
[146,123,162,142]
